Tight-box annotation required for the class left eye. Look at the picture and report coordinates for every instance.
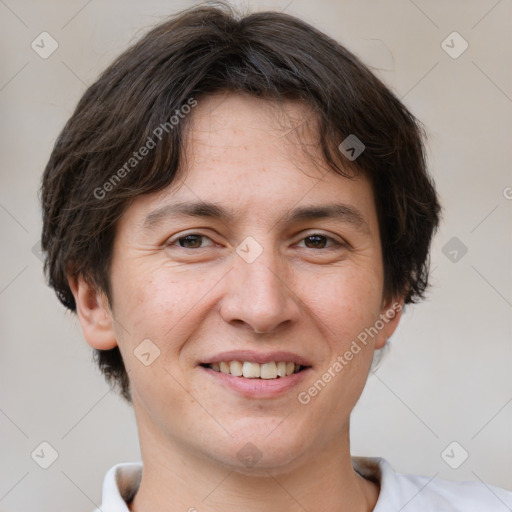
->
[172,234,214,249]
[297,234,340,249]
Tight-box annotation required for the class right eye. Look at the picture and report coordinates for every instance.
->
[166,234,215,249]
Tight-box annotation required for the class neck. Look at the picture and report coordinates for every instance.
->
[128,420,378,512]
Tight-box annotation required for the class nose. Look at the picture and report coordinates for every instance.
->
[219,242,301,334]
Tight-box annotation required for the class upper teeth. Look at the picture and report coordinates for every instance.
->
[209,361,300,379]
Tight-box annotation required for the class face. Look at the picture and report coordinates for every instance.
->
[72,92,402,473]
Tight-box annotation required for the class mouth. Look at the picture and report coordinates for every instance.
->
[198,351,312,397]
[200,360,310,379]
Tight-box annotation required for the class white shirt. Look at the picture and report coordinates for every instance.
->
[94,457,512,511]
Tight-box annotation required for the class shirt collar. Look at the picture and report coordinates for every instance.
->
[99,462,142,512]
[97,457,396,511]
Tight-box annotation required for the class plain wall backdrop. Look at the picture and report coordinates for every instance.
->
[1,0,511,510]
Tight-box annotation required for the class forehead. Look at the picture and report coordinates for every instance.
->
[182,91,325,175]
[120,92,378,234]
[187,91,318,139]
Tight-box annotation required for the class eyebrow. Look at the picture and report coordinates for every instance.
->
[143,200,369,234]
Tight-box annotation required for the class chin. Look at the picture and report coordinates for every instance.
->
[209,426,310,474]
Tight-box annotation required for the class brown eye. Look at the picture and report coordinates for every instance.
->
[300,234,340,249]
[174,234,211,248]
[303,235,328,249]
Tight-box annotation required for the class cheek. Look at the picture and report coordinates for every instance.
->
[311,265,384,348]
[111,271,179,340]
[301,271,383,427]
[110,259,222,358]
[109,268,205,412]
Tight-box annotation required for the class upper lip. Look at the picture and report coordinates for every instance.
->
[200,350,312,367]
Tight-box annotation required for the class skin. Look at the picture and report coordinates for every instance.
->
[69,91,403,512]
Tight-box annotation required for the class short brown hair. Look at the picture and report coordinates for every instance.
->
[40,2,441,402]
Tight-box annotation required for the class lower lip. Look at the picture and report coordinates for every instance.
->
[200,366,311,398]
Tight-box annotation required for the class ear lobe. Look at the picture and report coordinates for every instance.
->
[374,297,404,350]
[67,273,118,350]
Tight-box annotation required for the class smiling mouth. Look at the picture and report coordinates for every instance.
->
[200,361,309,379]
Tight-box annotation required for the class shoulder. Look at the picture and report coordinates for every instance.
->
[352,456,512,511]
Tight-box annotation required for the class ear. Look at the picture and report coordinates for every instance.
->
[67,273,118,350]
[374,296,404,350]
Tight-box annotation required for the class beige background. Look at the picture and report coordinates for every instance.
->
[1,0,511,510]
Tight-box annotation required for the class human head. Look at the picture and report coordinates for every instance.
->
[40,2,440,402]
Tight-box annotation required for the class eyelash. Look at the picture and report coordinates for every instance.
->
[167,233,344,250]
